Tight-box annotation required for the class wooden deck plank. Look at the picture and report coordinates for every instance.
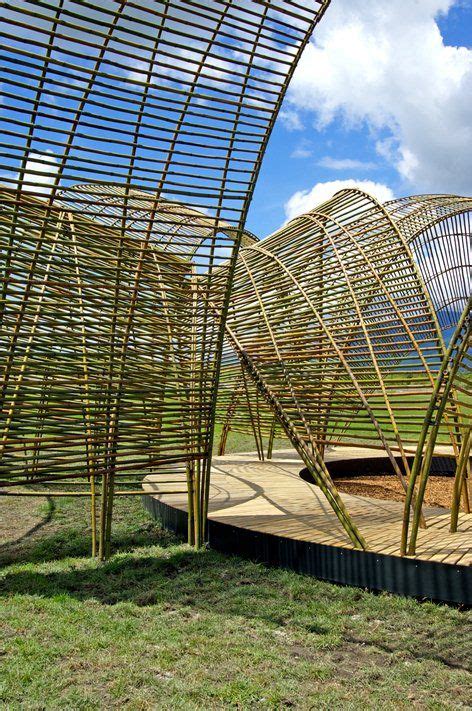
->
[145,447,471,567]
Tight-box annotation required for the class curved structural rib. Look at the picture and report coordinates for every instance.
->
[216,190,471,552]
[402,297,471,555]
[0,0,329,557]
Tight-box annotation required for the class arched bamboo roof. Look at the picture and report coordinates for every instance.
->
[57,183,259,260]
[0,0,329,557]
[215,189,471,551]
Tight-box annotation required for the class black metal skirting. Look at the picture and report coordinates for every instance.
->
[142,496,472,606]
[302,454,457,480]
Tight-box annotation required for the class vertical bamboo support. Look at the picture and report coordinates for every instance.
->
[189,268,199,546]
[70,216,97,555]
[217,372,246,456]
[241,367,264,461]
[29,372,50,479]
[267,416,277,460]
[450,429,471,532]
[403,299,471,555]
[3,1,470,568]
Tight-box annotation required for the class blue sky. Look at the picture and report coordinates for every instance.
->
[246,0,472,237]
[1,0,470,242]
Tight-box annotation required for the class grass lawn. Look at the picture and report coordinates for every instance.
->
[212,423,287,456]
[1,494,471,710]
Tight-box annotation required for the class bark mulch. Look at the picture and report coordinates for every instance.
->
[334,474,456,509]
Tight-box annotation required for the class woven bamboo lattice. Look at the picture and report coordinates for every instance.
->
[214,189,471,552]
[0,0,329,557]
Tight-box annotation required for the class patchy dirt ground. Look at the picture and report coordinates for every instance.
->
[334,474,457,508]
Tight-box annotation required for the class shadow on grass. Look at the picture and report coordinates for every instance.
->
[0,526,179,567]
[1,494,470,674]
[0,546,332,634]
[1,548,470,671]
[0,495,180,567]
[0,523,181,567]
[0,496,56,565]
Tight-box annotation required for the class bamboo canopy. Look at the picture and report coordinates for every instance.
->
[1,1,470,560]
[215,189,471,552]
[0,0,329,557]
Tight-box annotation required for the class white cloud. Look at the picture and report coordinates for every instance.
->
[284,179,394,221]
[286,0,472,194]
[21,153,59,196]
[291,139,314,159]
[279,110,304,132]
[317,157,377,171]
[127,49,232,89]
[291,147,313,159]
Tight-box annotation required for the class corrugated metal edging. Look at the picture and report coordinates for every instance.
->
[142,496,471,606]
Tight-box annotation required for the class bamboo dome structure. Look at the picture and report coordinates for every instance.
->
[0,0,470,562]
[215,189,471,553]
[0,0,329,557]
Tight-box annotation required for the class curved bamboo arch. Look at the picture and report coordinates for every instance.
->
[57,184,260,258]
[385,196,472,330]
[402,297,471,554]
[0,0,330,557]
[216,190,471,552]
[0,1,469,560]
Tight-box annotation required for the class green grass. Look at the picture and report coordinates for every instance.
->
[1,495,471,710]
[212,424,287,456]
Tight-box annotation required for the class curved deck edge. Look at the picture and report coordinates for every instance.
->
[142,495,472,607]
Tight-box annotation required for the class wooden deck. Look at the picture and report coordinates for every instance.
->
[144,448,471,567]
